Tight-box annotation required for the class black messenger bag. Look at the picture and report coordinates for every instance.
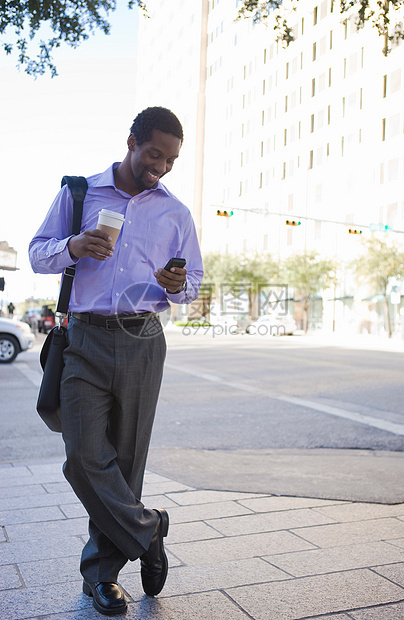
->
[36,176,87,432]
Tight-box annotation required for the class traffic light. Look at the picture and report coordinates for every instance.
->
[348,228,362,235]
[285,219,301,226]
[0,277,4,291]
[216,210,233,217]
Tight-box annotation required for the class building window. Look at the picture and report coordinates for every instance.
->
[286,62,289,79]
[284,128,287,145]
[282,162,286,179]
[329,67,332,86]
[313,42,317,61]
[262,110,265,126]
[263,79,266,95]
[314,6,318,25]
[330,30,333,50]
[259,172,263,188]
[342,97,345,116]
[301,52,303,70]
[344,58,347,78]
[240,152,243,167]
[311,114,315,132]
[264,48,267,64]
[341,136,344,156]
[327,142,330,156]
[361,46,364,68]
[383,74,387,97]
[312,78,316,97]
[309,150,314,169]
[285,95,288,112]
[301,17,304,35]
[328,105,331,124]
[344,20,348,39]
[360,88,363,109]
[382,118,386,141]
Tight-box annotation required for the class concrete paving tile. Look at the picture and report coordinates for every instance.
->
[5,517,88,542]
[291,518,404,548]
[124,590,252,619]
[143,472,174,484]
[0,537,84,565]
[142,495,185,510]
[35,606,111,619]
[226,569,404,620]
[166,489,266,506]
[122,557,290,599]
[372,562,404,587]
[60,503,88,519]
[0,466,32,485]
[0,564,22,589]
[206,508,336,537]
[237,496,348,513]
[0,580,91,620]
[387,538,404,549]
[18,554,82,587]
[0,490,78,511]
[0,484,47,499]
[167,500,254,524]
[26,463,64,476]
[0,473,65,489]
[42,481,71,493]
[142,481,194,496]
[350,602,404,619]
[167,521,224,544]
[0,505,66,525]
[314,503,404,522]
[265,541,404,577]
[168,530,315,566]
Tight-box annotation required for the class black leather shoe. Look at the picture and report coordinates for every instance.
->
[83,581,127,616]
[140,508,169,596]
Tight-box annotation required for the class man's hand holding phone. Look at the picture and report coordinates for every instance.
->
[154,257,187,294]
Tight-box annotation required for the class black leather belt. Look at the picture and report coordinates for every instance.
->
[71,312,154,330]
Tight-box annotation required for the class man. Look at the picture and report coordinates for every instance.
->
[29,107,203,616]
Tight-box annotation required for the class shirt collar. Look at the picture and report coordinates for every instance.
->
[94,163,170,197]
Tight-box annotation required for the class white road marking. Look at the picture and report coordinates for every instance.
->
[14,362,42,388]
[165,363,404,437]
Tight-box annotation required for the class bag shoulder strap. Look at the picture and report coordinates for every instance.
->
[56,176,88,315]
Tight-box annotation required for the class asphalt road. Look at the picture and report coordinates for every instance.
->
[1,328,403,502]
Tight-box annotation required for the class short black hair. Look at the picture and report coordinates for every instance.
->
[130,107,184,145]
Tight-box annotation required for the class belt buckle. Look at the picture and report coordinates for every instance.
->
[105,318,118,330]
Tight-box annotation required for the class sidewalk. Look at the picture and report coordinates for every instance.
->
[0,459,403,619]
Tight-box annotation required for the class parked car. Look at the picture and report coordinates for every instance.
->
[38,305,68,333]
[21,306,42,333]
[246,313,296,336]
[0,317,35,363]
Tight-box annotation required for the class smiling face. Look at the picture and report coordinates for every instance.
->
[127,129,181,193]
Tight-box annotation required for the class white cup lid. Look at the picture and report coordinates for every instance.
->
[98,209,125,221]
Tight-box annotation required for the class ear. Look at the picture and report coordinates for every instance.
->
[127,133,136,151]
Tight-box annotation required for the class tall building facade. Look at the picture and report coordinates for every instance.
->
[135,0,404,332]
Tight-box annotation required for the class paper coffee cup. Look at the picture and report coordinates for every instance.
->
[96,209,125,246]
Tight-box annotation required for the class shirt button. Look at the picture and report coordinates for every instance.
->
[128,220,132,224]
[120,268,123,272]
[124,243,128,247]
[116,292,119,297]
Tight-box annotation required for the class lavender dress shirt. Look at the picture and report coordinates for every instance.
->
[29,164,203,315]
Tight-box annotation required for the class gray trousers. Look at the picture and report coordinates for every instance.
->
[60,315,166,583]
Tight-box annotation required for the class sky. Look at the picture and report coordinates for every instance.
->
[0,3,143,308]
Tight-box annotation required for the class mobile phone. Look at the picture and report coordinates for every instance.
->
[164,257,186,271]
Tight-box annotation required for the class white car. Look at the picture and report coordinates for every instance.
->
[0,317,35,363]
[246,313,296,336]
